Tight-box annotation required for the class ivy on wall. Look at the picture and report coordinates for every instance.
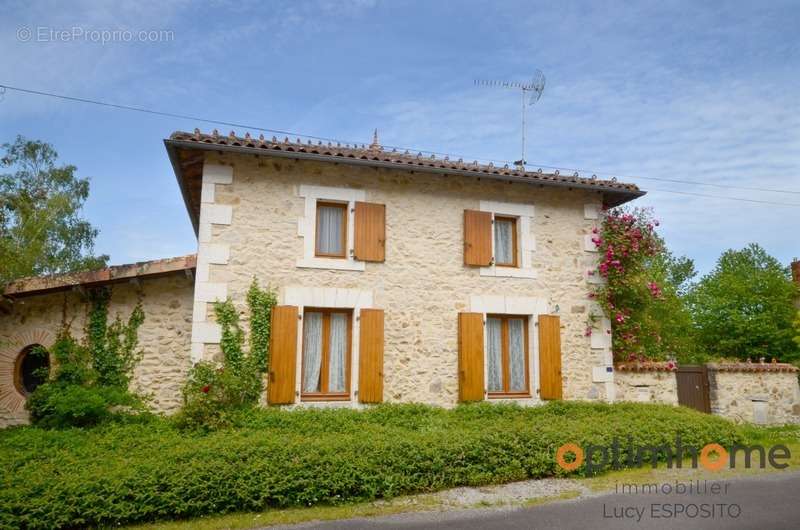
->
[178,279,277,431]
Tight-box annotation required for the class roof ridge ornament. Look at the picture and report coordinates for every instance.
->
[369,129,381,151]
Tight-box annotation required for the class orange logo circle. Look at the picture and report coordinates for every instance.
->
[556,443,584,471]
[699,443,728,471]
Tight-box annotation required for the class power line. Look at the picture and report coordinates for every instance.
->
[2,82,799,204]
[536,164,800,196]
[647,188,800,207]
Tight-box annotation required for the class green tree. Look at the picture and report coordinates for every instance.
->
[687,243,799,362]
[0,135,107,284]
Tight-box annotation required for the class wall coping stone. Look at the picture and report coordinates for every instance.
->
[707,362,798,373]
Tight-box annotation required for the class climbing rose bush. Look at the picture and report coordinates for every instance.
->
[590,207,684,363]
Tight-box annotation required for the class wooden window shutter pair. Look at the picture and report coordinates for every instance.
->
[457,312,563,402]
[353,202,385,262]
[463,210,492,266]
[267,306,384,404]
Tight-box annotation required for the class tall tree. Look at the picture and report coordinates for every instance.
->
[0,136,107,284]
[688,243,799,363]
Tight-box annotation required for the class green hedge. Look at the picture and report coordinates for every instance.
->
[0,402,741,529]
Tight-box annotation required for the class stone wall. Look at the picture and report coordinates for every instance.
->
[708,367,800,425]
[615,364,800,425]
[0,275,194,426]
[614,369,678,405]
[194,152,609,407]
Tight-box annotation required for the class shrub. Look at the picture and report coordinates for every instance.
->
[0,402,743,529]
[25,383,144,429]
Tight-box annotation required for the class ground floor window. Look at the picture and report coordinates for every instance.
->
[486,315,529,397]
[14,344,49,396]
[301,308,352,400]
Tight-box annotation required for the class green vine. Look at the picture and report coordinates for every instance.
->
[88,287,145,387]
[246,278,277,373]
[214,298,245,375]
[179,280,277,430]
[87,288,110,367]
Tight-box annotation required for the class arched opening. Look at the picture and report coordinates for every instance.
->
[14,344,50,396]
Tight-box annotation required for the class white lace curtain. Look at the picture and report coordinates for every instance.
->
[487,317,502,392]
[316,205,344,255]
[302,311,347,394]
[494,218,514,264]
[328,313,347,392]
[302,312,323,393]
[487,317,527,393]
[508,319,526,391]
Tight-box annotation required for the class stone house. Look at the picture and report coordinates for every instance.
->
[2,129,796,427]
[0,129,645,425]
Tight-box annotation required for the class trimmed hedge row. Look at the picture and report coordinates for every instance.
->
[0,402,741,529]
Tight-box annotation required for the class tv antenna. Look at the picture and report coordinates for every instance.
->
[474,69,546,167]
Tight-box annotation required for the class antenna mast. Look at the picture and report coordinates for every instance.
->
[474,70,546,168]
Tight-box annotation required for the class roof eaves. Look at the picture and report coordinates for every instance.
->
[3,254,197,299]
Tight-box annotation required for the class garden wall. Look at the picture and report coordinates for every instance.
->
[615,362,800,425]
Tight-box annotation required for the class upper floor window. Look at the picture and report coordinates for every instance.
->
[315,201,348,258]
[493,216,518,267]
[463,201,536,279]
[297,185,385,271]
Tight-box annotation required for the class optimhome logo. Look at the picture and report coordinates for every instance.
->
[556,436,791,476]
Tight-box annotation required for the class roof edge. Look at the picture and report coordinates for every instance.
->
[4,254,197,299]
[165,135,646,230]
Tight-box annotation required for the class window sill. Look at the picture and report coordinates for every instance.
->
[488,392,532,399]
[301,393,351,402]
[296,257,365,272]
[479,266,537,279]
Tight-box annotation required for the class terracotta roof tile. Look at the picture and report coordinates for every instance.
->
[170,129,640,193]
[165,129,645,235]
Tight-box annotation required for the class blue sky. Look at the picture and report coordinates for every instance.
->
[2,0,799,275]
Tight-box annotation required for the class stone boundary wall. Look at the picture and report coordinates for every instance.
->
[614,368,678,405]
[708,366,800,425]
[615,362,800,425]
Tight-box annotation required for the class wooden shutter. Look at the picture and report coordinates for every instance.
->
[538,314,563,400]
[354,202,386,262]
[458,312,485,401]
[463,210,492,266]
[358,309,384,403]
[268,305,298,404]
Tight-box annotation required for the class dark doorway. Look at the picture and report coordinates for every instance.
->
[676,365,711,413]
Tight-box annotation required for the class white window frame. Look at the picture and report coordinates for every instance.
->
[470,294,548,404]
[479,200,537,279]
[297,185,365,271]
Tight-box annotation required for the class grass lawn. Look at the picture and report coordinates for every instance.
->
[0,402,763,529]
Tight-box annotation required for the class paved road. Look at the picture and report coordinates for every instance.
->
[280,472,800,530]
